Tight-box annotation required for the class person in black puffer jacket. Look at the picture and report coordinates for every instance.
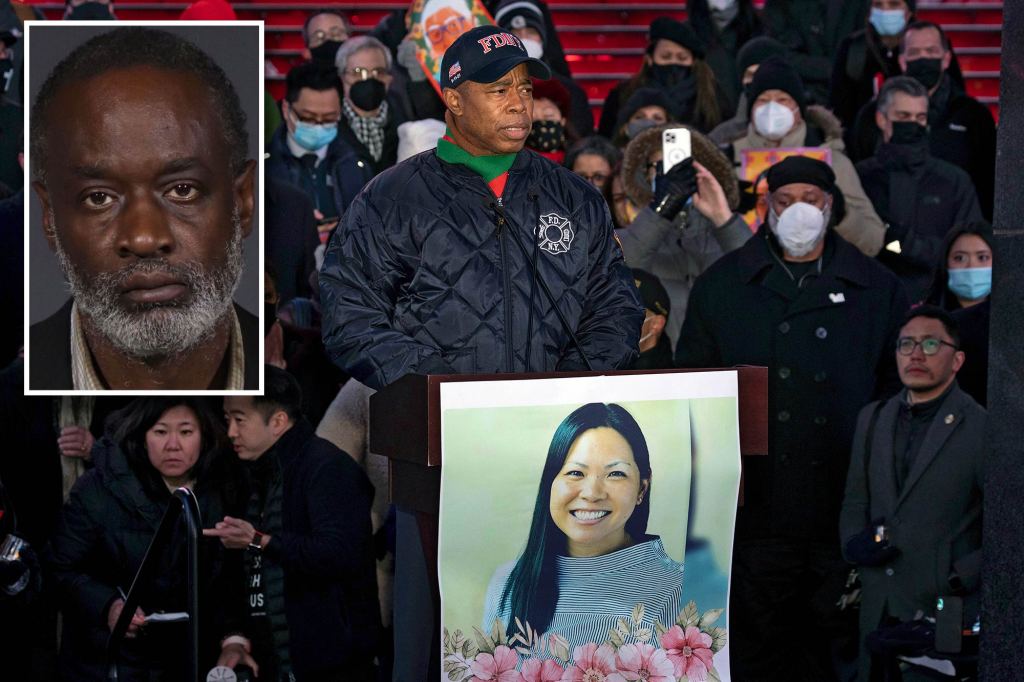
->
[319,26,643,392]
[46,398,245,682]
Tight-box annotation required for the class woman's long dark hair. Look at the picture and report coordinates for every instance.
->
[110,397,232,502]
[924,221,994,310]
[499,403,652,637]
[619,43,724,133]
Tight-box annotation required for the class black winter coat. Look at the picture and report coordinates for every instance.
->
[830,27,902,130]
[848,75,997,219]
[856,140,982,301]
[676,231,909,541]
[266,178,319,305]
[247,418,380,676]
[319,148,643,390]
[266,124,374,222]
[46,438,243,681]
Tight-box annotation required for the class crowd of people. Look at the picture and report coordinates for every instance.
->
[0,0,996,680]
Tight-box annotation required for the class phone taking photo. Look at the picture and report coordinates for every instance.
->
[662,128,692,174]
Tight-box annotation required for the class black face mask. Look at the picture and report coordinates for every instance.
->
[890,120,928,146]
[904,58,943,90]
[66,2,115,20]
[527,120,565,152]
[348,78,386,111]
[310,40,344,66]
[0,59,12,95]
[649,63,692,88]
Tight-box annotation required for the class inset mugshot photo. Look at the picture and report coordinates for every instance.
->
[25,22,263,393]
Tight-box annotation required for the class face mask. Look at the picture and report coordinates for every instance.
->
[348,78,387,111]
[650,63,691,88]
[905,57,943,90]
[310,40,344,66]
[889,120,928,145]
[527,120,564,152]
[291,119,338,151]
[753,101,796,140]
[768,201,830,257]
[626,117,660,139]
[521,38,544,60]
[869,8,907,36]
[948,267,991,301]
[0,59,12,94]
[66,2,115,20]
[708,0,736,10]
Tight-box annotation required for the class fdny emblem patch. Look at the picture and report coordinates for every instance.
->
[536,213,574,255]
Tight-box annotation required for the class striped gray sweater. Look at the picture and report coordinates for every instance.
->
[481,537,685,654]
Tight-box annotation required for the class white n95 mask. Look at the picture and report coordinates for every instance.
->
[753,101,796,141]
[768,202,830,257]
[522,38,544,60]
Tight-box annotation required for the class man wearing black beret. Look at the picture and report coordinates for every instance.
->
[677,155,909,681]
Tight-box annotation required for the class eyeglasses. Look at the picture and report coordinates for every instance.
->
[896,337,958,356]
[308,27,348,48]
[342,66,388,81]
[289,109,340,126]
[426,16,470,43]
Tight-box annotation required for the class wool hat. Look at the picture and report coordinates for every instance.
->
[736,36,786,74]
[746,56,807,117]
[532,78,572,119]
[766,155,836,193]
[494,0,547,44]
[648,17,706,60]
[632,268,670,318]
[615,87,673,132]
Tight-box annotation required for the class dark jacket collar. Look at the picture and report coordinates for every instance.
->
[737,227,874,288]
[264,416,315,470]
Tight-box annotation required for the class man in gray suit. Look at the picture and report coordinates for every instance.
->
[840,305,984,681]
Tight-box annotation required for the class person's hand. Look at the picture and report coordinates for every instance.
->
[397,39,426,82]
[58,426,95,460]
[313,209,339,236]
[203,517,264,551]
[218,642,260,678]
[108,598,146,637]
[650,157,697,221]
[692,160,734,228]
[845,520,900,567]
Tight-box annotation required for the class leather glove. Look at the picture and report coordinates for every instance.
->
[650,157,697,221]
[397,39,427,83]
[845,518,900,567]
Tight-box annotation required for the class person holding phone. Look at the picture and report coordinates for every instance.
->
[614,123,752,352]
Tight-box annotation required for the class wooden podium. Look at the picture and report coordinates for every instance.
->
[370,366,768,514]
[370,368,767,681]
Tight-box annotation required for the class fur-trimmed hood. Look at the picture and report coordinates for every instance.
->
[622,124,740,209]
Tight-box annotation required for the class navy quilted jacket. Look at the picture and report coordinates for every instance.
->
[319,148,643,390]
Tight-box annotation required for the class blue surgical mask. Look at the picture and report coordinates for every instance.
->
[869,8,907,37]
[948,267,992,301]
[291,120,337,151]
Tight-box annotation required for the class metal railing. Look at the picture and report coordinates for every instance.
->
[105,487,202,682]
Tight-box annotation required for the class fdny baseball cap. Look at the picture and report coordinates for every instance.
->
[440,24,550,90]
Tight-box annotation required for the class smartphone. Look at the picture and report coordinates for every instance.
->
[662,128,692,174]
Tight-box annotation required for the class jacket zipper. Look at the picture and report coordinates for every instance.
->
[495,196,515,373]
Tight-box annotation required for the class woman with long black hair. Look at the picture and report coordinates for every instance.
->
[481,403,684,651]
[597,17,733,138]
[47,397,246,681]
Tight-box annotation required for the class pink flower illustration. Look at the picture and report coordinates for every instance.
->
[614,643,675,682]
[521,658,565,682]
[470,645,521,682]
[660,625,715,681]
[561,643,626,682]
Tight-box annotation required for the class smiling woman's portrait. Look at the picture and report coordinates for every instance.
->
[481,403,683,651]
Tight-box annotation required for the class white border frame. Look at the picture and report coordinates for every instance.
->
[22,20,265,396]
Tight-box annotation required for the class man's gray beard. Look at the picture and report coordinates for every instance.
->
[51,211,245,361]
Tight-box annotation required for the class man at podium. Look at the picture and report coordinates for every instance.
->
[319,25,644,391]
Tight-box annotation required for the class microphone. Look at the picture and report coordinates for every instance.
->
[489,197,594,371]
